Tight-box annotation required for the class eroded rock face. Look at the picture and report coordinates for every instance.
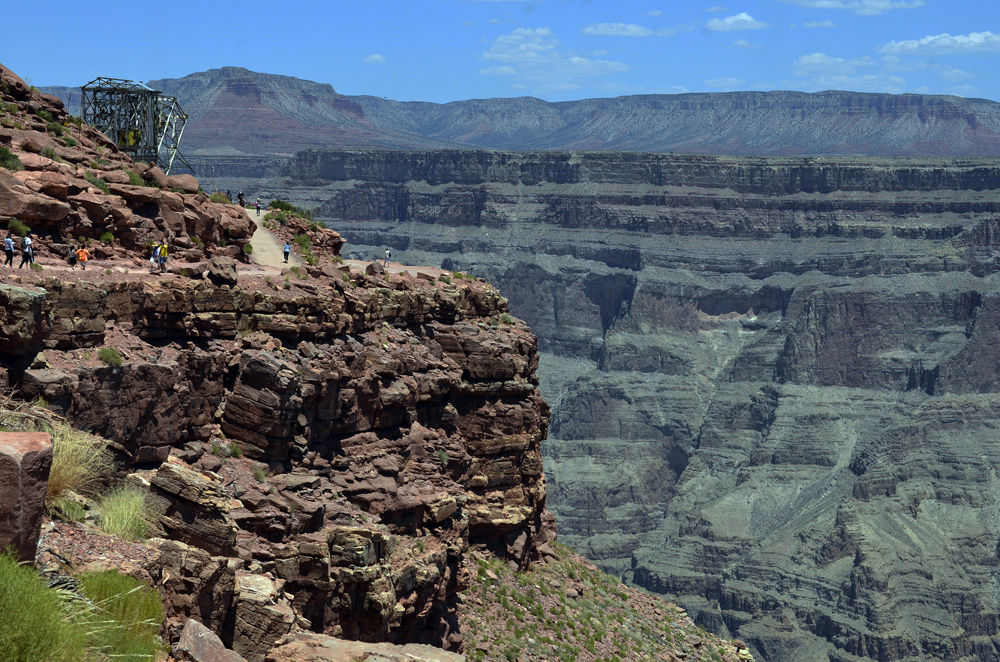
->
[2,266,551,651]
[0,431,52,562]
[265,633,465,662]
[265,149,1000,661]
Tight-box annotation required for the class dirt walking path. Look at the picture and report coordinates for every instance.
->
[248,210,300,269]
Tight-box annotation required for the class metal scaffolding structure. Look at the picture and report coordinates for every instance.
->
[81,77,192,174]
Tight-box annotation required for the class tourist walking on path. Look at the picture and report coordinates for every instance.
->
[158,241,168,273]
[18,232,32,268]
[283,242,291,263]
[256,198,261,216]
[74,244,90,270]
[383,248,391,267]
[3,233,14,267]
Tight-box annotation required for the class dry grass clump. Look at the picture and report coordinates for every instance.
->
[46,424,112,508]
[96,483,153,541]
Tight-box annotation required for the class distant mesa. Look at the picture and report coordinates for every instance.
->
[42,67,1000,159]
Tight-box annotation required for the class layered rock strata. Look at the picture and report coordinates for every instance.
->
[6,263,551,652]
[263,148,1000,661]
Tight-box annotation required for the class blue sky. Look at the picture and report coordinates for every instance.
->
[4,0,998,103]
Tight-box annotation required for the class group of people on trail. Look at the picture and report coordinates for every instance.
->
[70,243,90,270]
[4,232,33,269]
[149,241,169,273]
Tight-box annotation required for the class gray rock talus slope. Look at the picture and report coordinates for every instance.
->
[261,149,1000,662]
[42,67,1000,158]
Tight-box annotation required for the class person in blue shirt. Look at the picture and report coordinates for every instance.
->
[283,242,291,263]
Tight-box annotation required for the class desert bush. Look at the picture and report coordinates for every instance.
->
[62,136,77,148]
[97,347,123,366]
[84,172,109,193]
[35,109,54,122]
[77,570,164,661]
[209,192,231,204]
[97,483,153,541]
[0,146,24,171]
[0,551,89,662]
[99,231,114,245]
[438,274,451,284]
[40,146,62,162]
[269,199,313,220]
[45,121,64,136]
[230,443,243,458]
[46,423,111,508]
[29,262,42,271]
[190,236,203,247]
[124,169,144,186]
[437,449,450,468]
[243,243,253,255]
[500,313,515,325]
[253,466,268,482]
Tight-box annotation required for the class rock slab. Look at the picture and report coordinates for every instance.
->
[0,431,53,563]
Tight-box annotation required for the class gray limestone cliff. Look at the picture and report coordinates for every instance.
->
[262,148,1000,662]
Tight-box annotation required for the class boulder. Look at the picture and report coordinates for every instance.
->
[176,618,247,662]
[0,432,53,563]
[365,261,385,276]
[146,165,169,189]
[148,538,237,634]
[265,634,465,662]
[231,572,295,662]
[148,459,239,556]
[167,173,200,194]
[207,256,238,286]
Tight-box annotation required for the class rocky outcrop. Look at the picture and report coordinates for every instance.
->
[0,61,255,263]
[265,634,465,662]
[0,431,52,562]
[263,148,1000,661]
[1,255,551,652]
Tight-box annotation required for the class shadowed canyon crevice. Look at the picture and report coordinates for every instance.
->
[256,148,1000,661]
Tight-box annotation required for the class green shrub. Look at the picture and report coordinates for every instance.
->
[243,243,253,255]
[270,199,313,219]
[0,551,90,662]
[190,236,203,246]
[35,109,55,122]
[209,192,231,204]
[438,274,451,284]
[437,449,450,468]
[65,115,84,127]
[78,570,164,661]
[50,496,86,522]
[84,172,109,193]
[29,262,42,271]
[91,157,108,167]
[45,121,65,136]
[253,466,268,482]
[46,423,111,508]
[40,146,62,162]
[0,146,24,171]
[97,347,122,366]
[99,231,114,245]
[2,101,17,114]
[9,220,32,238]
[230,443,243,458]
[97,483,152,541]
[124,169,144,186]
[62,136,77,148]
[500,313,515,325]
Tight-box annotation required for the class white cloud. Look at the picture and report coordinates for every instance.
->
[705,76,746,89]
[364,54,386,64]
[732,39,763,49]
[480,65,517,75]
[480,27,629,93]
[880,31,1000,54]
[791,52,906,92]
[706,13,770,31]
[793,52,875,75]
[774,0,924,15]
[805,20,837,28]
[581,23,653,37]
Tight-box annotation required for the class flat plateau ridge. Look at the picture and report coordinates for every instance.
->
[265,149,1000,662]
[43,67,1000,157]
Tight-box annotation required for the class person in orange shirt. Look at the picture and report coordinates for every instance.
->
[74,243,90,270]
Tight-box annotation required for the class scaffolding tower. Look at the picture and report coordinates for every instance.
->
[81,77,192,174]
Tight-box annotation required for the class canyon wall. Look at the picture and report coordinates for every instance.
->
[2,264,552,654]
[263,148,1000,661]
